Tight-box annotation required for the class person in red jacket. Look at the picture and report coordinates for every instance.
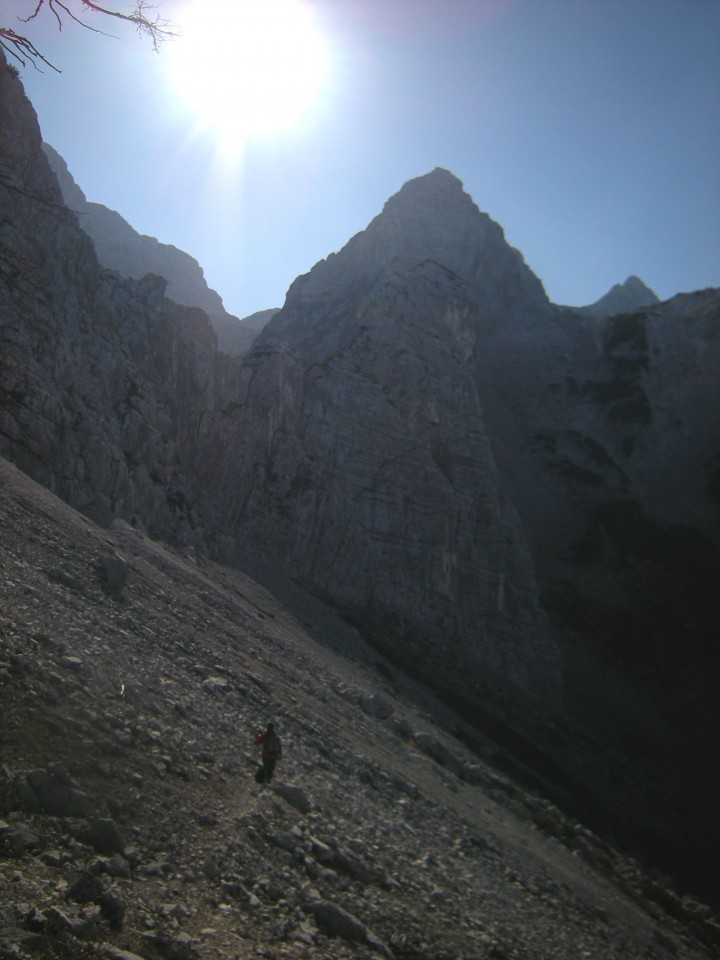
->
[253,722,283,783]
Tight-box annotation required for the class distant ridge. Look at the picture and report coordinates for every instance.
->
[42,143,272,356]
[577,274,660,315]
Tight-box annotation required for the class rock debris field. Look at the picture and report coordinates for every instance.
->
[0,456,717,960]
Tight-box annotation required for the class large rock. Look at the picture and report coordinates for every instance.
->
[304,901,392,957]
[25,767,91,817]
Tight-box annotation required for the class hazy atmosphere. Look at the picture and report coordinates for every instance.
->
[14,0,720,319]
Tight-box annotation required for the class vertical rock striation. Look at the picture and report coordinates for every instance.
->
[227,169,562,723]
[0,57,241,543]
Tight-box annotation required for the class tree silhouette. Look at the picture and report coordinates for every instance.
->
[1,1,175,71]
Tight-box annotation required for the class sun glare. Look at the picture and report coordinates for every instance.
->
[167,0,329,150]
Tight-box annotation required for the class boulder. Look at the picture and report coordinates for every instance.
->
[82,818,125,856]
[273,784,311,814]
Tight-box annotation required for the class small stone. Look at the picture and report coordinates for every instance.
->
[272,831,301,852]
[106,856,132,879]
[303,897,393,957]
[294,919,318,944]
[5,822,40,856]
[141,931,193,960]
[102,947,150,960]
[310,837,335,864]
[202,856,222,880]
[60,655,84,671]
[40,849,64,867]
[45,906,74,932]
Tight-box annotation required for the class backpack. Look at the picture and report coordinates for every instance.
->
[265,730,281,756]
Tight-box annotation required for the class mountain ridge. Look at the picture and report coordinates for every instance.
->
[1,55,719,915]
[41,142,269,357]
[276,167,551,331]
[577,274,660,316]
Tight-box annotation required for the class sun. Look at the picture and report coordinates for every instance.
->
[166,0,330,150]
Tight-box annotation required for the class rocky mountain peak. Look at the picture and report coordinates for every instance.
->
[578,273,660,316]
[361,168,491,272]
[40,143,87,210]
[276,168,549,339]
[377,166,472,224]
[623,274,658,297]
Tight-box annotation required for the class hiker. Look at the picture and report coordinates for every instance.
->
[253,721,283,783]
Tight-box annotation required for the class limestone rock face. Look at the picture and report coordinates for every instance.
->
[227,169,562,720]
[41,143,269,356]
[0,61,241,545]
[468,283,720,847]
[212,306,279,357]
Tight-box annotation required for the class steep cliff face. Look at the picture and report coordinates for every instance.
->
[226,170,562,722]
[469,284,720,870]
[2,60,719,887]
[0,60,241,544]
[41,143,268,357]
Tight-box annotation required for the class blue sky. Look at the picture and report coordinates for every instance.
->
[13,0,720,319]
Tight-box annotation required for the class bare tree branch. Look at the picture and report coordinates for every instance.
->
[2,1,176,70]
[1,27,60,71]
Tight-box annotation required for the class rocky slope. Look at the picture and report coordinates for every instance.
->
[2,51,719,911]
[41,143,269,357]
[2,455,719,960]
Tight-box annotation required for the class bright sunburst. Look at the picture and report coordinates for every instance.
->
[166,0,330,150]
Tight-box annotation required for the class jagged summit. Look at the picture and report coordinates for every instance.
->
[391,165,463,189]
[578,274,660,316]
[362,167,502,271]
[279,167,549,324]
[42,143,230,324]
[624,274,658,297]
[41,142,268,356]
[381,166,467,207]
